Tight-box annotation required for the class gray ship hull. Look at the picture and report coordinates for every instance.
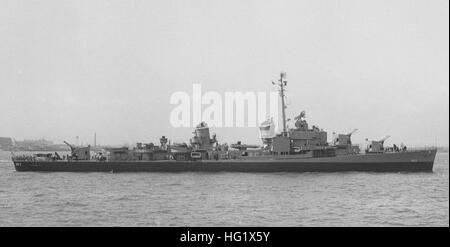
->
[12,149,437,173]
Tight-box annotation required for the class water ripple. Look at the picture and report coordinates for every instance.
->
[0,151,448,226]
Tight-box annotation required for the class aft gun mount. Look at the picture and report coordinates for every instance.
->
[64,141,90,160]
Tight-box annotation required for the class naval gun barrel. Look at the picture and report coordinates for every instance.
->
[379,135,391,143]
[63,141,75,150]
[347,129,358,136]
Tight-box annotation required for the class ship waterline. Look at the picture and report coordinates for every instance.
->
[13,149,436,173]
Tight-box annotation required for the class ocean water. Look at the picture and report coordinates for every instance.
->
[0,151,448,227]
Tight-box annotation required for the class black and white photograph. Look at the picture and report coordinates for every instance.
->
[0,0,448,234]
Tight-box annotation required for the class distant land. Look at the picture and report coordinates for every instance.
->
[0,137,69,152]
[410,146,449,153]
[436,147,449,153]
[0,136,117,152]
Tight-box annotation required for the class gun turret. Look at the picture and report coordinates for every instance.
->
[333,129,358,147]
[63,141,90,160]
[365,135,391,153]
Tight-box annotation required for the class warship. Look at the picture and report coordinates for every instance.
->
[11,73,437,173]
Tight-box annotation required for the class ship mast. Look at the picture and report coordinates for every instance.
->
[273,72,288,136]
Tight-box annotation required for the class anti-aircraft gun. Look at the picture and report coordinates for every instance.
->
[365,135,390,153]
[64,141,90,160]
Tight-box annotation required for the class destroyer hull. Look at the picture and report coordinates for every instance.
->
[13,149,436,173]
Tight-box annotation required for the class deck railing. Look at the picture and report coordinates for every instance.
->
[11,154,36,162]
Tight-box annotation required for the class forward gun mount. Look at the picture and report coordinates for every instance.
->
[365,135,391,153]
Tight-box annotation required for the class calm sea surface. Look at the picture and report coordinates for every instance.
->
[0,151,448,226]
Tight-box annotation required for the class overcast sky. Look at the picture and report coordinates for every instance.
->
[0,0,448,147]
